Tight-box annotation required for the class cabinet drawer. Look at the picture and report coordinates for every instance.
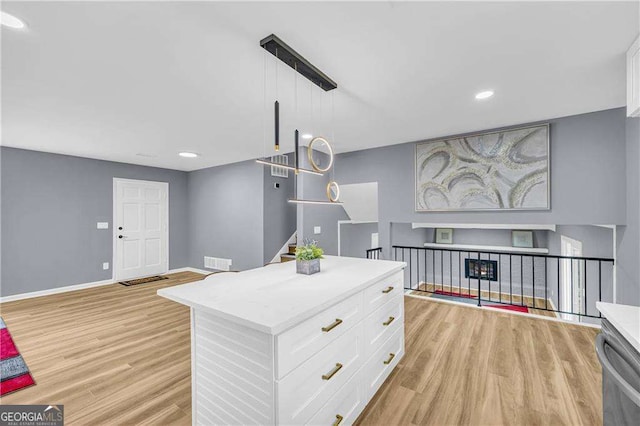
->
[363,271,403,315]
[364,295,403,358]
[276,292,364,379]
[362,327,404,400]
[277,323,364,426]
[307,370,364,426]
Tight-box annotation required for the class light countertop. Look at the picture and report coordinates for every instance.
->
[596,302,640,353]
[158,256,406,335]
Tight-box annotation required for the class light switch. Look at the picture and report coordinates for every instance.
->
[97,222,109,229]
[102,262,110,270]
[314,226,321,234]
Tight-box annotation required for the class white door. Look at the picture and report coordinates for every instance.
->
[114,178,168,281]
[561,235,584,321]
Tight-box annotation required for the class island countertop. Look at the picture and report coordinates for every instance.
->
[596,301,640,353]
[158,256,406,335]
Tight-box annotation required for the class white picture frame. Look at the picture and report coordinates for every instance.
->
[435,228,453,244]
[512,230,534,248]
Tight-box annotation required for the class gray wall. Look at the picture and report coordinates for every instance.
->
[1,147,189,297]
[336,108,628,259]
[188,159,264,272]
[298,146,349,255]
[340,222,378,258]
[617,116,640,306]
[263,153,296,264]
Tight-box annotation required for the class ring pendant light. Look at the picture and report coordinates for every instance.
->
[256,34,343,204]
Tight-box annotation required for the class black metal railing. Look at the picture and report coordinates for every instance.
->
[392,245,615,319]
[366,247,383,260]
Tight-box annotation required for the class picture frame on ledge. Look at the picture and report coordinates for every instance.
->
[435,228,453,244]
[512,230,534,248]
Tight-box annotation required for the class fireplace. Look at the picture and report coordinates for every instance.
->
[465,258,498,281]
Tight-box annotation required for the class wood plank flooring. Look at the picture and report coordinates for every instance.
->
[0,271,204,425]
[1,273,602,425]
[356,296,602,426]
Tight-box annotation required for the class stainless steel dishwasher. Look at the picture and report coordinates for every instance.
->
[596,319,640,425]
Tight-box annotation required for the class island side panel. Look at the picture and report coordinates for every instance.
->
[192,309,275,425]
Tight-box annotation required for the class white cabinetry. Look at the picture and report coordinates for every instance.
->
[627,35,640,118]
[158,256,406,425]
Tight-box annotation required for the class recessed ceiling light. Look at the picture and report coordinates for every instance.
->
[1,11,26,29]
[301,134,313,140]
[178,152,199,158]
[475,90,494,100]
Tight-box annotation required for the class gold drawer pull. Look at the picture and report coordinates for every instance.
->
[382,316,395,326]
[322,318,343,332]
[333,414,344,426]
[322,363,343,380]
[382,286,394,294]
[383,352,396,365]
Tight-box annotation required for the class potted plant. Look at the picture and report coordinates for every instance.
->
[295,239,324,275]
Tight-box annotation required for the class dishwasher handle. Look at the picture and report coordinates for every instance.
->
[596,334,640,406]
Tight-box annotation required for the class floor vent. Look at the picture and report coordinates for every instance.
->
[204,256,232,271]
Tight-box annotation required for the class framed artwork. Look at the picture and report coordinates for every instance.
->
[435,228,453,244]
[512,230,534,248]
[415,124,550,211]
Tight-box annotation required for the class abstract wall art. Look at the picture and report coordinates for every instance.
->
[415,124,550,211]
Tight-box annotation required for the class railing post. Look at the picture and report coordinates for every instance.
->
[477,252,482,307]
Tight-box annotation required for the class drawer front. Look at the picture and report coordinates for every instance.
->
[362,327,404,401]
[278,323,364,425]
[364,295,403,358]
[363,271,403,315]
[277,292,363,379]
[306,371,364,426]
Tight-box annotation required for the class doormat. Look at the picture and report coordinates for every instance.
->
[119,275,168,286]
[1,317,36,396]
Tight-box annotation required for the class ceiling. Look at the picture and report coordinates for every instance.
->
[1,1,638,171]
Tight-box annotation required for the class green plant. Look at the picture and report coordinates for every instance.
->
[295,239,324,261]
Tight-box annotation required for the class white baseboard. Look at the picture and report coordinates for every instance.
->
[0,278,114,303]
[167,267,211,275]
[0,267,210,303]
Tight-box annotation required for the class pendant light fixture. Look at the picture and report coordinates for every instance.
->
[256,34,342,205]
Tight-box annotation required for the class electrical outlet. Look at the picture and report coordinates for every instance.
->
[314,226,321,234]
[102,262,109,270]
[274,182,280,189]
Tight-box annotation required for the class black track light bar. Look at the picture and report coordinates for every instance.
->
[260,34,337,92]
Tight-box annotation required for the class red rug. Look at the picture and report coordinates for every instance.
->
[433,290,477,299]
[1,317,35,396]
[486,304,529,313]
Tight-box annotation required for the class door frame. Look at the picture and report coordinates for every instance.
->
[112,178,170,281]
[560,235,584,320]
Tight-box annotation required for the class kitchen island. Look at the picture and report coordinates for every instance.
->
[158,255,406,425]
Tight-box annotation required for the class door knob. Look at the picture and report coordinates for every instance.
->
[118,235,124,239]
[118,226,123,230]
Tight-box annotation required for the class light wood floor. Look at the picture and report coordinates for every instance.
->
[0,271,204,425]
[356,296,602,426]
[1,273,602,425]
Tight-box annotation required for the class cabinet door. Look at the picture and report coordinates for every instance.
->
[627,36,640,117]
